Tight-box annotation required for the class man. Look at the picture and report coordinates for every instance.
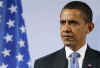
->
[34,1,100,68]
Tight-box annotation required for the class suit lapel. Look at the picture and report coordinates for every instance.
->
[82,46,97,68]
[53,47,68,68]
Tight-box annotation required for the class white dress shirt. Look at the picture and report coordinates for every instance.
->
[65,43,87,68]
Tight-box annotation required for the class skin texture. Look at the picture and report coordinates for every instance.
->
[60,9,94,51]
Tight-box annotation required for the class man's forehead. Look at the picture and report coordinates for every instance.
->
[61,9,82,19]
[62,9,81,16]
[63,11,80,16]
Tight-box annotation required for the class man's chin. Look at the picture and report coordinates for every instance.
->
[64,41,72,44]
[63,42,74,47]
[64,43,76,49]
[64,44,72,47]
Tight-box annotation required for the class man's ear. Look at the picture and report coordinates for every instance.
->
[88,22,94,33]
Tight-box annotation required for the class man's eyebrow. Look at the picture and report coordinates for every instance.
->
[60,20,66,22]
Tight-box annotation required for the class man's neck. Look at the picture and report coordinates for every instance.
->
[67,41,86,51]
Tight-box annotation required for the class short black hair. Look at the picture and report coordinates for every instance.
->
[61,1,93,22]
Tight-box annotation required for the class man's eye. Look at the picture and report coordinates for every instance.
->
[69,20,78,25]
[60,20,66,24]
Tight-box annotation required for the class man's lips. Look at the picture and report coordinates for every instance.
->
[62,35,73,39]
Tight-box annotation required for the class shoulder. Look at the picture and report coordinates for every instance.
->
[90,48,100,63]
[92,49,100,57]
[35,47,65,62]
[88,47,100,58]
[34,47,65,66]
[89,47,100,55]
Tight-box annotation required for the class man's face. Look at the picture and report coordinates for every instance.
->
[60,9,93,49]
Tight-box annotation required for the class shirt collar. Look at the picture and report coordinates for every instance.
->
[65,42,87,58]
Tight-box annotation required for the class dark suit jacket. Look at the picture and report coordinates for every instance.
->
[34,46,100,68]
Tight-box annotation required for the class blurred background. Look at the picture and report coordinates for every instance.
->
[22,0,100,67]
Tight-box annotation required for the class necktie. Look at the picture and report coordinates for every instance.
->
[69,52,80,68]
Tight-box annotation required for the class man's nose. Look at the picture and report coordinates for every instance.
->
[63,22,72,33]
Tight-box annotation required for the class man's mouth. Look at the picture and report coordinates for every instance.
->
[62,35,73,39]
